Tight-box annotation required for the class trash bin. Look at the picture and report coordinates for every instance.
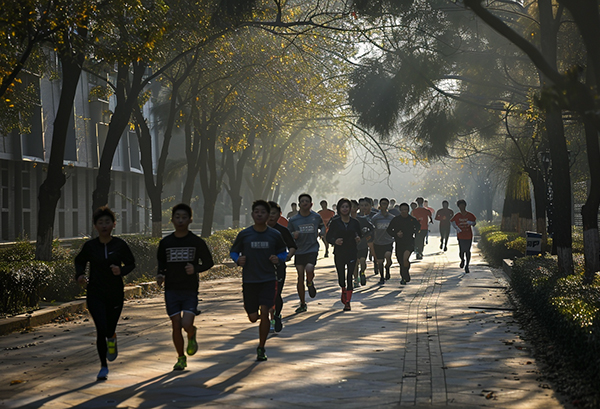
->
[525,231,542,256]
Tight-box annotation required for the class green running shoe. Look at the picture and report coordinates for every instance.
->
[269,319,275,333]
[173,355,187,370]
[295,303,307,313]
[106,337,118,362]
[256,346,267,361]
[186,326,198,356]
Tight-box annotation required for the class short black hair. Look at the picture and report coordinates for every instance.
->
[291,202,297,206]
[379,197,389,204]
[298,193,312,202]
[416,197,424,204]
[252,200,270,212]
[399,202,410,209]
[351,199,359,207]
[442,200,449,205]
[172,203,192,218]
[320,200,327,205]
[93,206,116,224]
[457,199,467,207]
[268,201,281,214]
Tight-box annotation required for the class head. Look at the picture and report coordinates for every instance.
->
[423,199,429,207]
[291,202,297,210]
[399,202,410,217]
[442,200,449,209]
[320,200,328,210]
[171,203,193,231]
[410,202,417,210]
[359,198,371,215]
[252,200,271,225]
[390,198,396,207]
[457,199,467,211]
[93,206,116,235]
[336,198,351,217]
[416,197,424,207]
[379,198,389,211]
[298,193,312,211]
[267,201,281,226]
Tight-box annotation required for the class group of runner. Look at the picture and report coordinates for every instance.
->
[75,195,476,379]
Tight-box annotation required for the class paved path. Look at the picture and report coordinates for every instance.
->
[0,236,570,408]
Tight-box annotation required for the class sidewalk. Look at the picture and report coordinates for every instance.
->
[0,236,570,408]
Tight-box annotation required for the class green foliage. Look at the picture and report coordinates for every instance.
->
[477,226,523,266]
[511,255,600,395]
[0,261,53,315]
[205,228,242,263]
[121,235,161,283]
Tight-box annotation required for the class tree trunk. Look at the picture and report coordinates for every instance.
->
[582,118,600,283]
[91,61,146,220]
[526,167,548,248]
[35,36,85,260]
[198,124,222,238]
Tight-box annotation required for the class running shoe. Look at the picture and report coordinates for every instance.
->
[443,246,447,252]
[257,346,267,361]
[400,279,406,285]
[385,266,391,280]
[465,266,470,274]
[360,273,367,286]
[307,282,317,298]
[106,337,118,362]
[269,319,275,333]
[295,303,307,313]
[173,356,187,370]
[343,302,351,311]
[187,326,198,356]
[460,260,465,268]
[440,243,443,250]
[97,366,109,380]
[274,314,283,332]
[324,251,329,258]
[378,277,385,285]
[354,278,360,288]
[416,253,423,260]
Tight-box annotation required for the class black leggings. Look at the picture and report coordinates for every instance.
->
[335,257,357,291]
[87,294,123,367]
[275,273,286,317]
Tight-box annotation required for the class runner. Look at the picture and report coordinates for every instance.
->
[389,199,400,216]
[230,200,287,361]
[75,206,136,380]
[364,197,379,275]
[287,193,324,313]
[318,200,336,258]
[286,203,298,219]
[156,203,215,371]
[326,198,362,311]
[410,202,418,214]
[267,201,297,332]
[412,197,433,260]
[387,203,421,285]
[435,200,454,252]
[451,199,477,273]
[355,198,376,287]
[423,199,436,244]
[371,198,395,284]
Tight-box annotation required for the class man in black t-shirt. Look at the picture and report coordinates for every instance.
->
[157,204,214,371]
[387,202,421,285]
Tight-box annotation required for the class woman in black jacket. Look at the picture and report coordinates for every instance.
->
[326,198,362,311]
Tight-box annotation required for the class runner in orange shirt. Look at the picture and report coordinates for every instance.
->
[411,197,433,259]
[435,200,454,252]
[450,199,477,273]
[318,200,336,258]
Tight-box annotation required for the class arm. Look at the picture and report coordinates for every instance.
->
[118,240,136,276]
[74,242,89,284]
[195,239,214,273]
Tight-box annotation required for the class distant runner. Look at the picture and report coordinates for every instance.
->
[387,203,420,285]
[435,200,454,252]
[371,198,395,284]
[451,199,477,274]
[318,200,336,258]
[412,197,432,260]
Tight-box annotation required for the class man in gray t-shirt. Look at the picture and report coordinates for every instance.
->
[371,198,395,284]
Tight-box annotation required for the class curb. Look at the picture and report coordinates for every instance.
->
[502,258,513,277]
[0,284,151,336]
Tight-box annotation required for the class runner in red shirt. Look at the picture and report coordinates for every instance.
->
[435,200,454,252]
[318,200,336,258]
[423,200,435,245]
[411,197,432,259]
[450,199,477,273]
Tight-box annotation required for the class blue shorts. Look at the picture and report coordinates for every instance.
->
[165,290,198,317]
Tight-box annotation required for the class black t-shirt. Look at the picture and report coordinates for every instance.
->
[74,237,136,299]
[157,232,214,292]
[326,217,362,261]
[387,214,421,248]
[272,223,297,277]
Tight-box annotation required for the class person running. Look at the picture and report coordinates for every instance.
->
[156,203,215,371]
[371,198,395,284]
[230,200,288,361]
[355,198,376,287]
[451,199,477,273]
[412,197,433,260]
[286,203,298,219]
[435,200,455,252]
[387,203,421,285]
[287,193,324,313]
[389,199,400,216]
[423,199,436,244]
[410,202,418,214]
[318,200,336,258]
[75,206,136,380]
[327,198,362,311]
[363,197,379,275]
[267,201,297,332]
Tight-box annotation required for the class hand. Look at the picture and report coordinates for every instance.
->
[396,231,404,238]
[185,262,195,275]
[156,274,165,286]
[335,238,343,245]
[77,275,87,287]
[467,221,475,226]
[237,255,247,266]
[355,235,361,243]
[456,228,462,234]
[110,264,121,276]
[293,231,300,240]
[269,255,279,264]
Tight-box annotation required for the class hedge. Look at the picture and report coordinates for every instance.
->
[510,255,600,402]
[0,229,242,316]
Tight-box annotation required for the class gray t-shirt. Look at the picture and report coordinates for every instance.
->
[371,212,395,245]
[287,210,324,255]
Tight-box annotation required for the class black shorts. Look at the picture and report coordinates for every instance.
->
[458,238,473,253]
[395,245,413,259]
[357,247,368,259]
[294,252,318,267]
[243,280,277,315]
[165,290,198,317]
[373,243,393,260]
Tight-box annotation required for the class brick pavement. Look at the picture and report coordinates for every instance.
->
[0,236,571,408]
